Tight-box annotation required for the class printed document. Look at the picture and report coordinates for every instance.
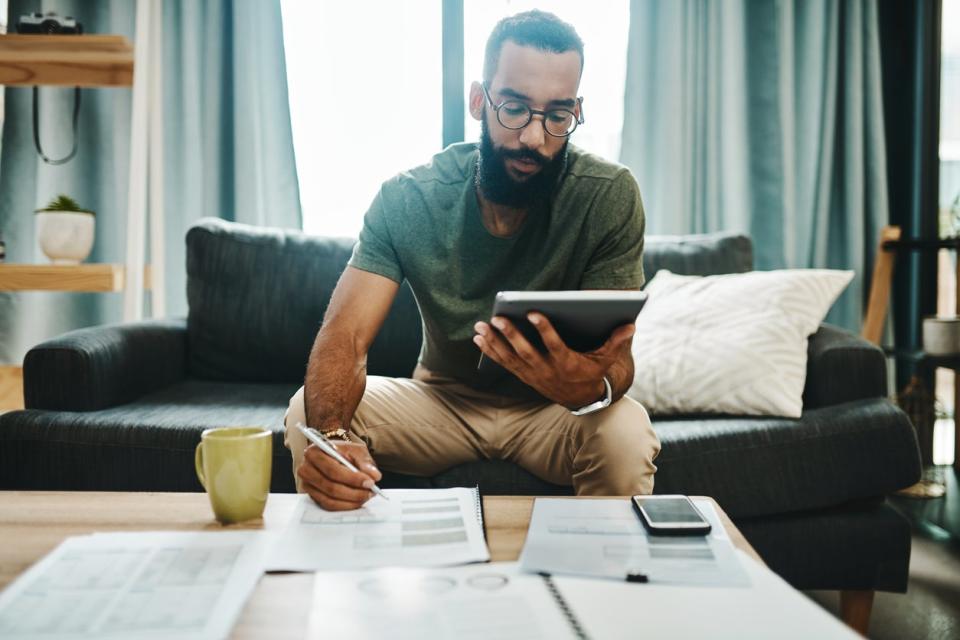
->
[519,497,750,587]
[265,487,489,571]
[0,531,266,640]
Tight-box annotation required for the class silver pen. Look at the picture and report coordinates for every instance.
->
[295,422,389,501]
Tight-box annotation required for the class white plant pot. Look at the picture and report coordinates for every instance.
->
[923,316,960,356]
[35,211,95,264]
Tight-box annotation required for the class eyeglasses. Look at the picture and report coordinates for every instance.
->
[481,84,584,138]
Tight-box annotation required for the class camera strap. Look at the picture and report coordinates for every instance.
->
[32,86,82,165]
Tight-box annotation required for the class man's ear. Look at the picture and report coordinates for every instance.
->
[468,81,485,122]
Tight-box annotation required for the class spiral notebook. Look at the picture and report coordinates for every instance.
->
[265,487,489,571]
[309,559,860,640]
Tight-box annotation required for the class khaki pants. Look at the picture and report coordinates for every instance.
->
[283,367,660,496]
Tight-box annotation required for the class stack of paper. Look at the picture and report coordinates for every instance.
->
[519,497,750,587]
[0,531,267,640]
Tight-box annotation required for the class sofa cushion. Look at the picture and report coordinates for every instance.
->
[651,398,920,518]
[0,380,300,493]
[186,218,422,383]
[186,220,751,384]
[427,401,920,519]
[0,383,920,519]
[628,269,854,418]
[642,231,753,280]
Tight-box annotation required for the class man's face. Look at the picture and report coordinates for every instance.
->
[471,41,582,207]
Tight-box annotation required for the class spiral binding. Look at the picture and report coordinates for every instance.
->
[471,486,484,528]
[539,573,590,640]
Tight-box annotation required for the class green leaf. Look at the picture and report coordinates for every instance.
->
[34,194,95,215]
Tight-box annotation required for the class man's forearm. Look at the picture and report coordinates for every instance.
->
[303,328,368,432]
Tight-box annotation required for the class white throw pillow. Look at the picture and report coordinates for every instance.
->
[627,269,854,418]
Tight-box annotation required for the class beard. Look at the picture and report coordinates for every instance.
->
[475,117,568,209]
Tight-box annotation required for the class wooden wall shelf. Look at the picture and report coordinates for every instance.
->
[0,34,133,87]
[0,264,151,292]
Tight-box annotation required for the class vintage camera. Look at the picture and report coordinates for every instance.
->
[16,12,84,35]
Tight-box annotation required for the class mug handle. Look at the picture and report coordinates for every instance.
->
[195,441,207,490]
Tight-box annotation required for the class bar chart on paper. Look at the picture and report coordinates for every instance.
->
[265,487,489,571]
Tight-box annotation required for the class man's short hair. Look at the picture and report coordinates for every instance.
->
[483,10,584,84]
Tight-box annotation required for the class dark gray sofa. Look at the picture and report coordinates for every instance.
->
[0,218,921,595]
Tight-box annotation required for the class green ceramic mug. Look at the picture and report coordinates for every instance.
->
[195,427,272,524]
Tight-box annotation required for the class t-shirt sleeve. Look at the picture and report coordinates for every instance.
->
[580,170,646,290]
[347,184,404,283]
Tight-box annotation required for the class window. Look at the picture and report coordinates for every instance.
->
[282,1,630,237]
[0,0,7,158]
[935,0,960,465]
[281,1,442,237]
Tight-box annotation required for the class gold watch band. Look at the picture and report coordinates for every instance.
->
[319,427,351,442]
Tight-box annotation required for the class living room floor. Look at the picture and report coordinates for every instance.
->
[806,466,960,640]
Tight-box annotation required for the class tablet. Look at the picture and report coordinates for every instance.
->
[477,290,648,374]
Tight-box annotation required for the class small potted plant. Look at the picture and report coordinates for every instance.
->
[34,194,95,264]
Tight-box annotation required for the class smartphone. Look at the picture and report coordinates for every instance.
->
[631,495,712,536]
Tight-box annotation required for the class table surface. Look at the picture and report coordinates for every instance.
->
[0,492,762,639]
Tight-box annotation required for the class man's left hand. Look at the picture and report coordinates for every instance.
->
[473,313,634,409]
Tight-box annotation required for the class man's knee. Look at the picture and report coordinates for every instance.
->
[573,396,660,496]
[284,386,308,493]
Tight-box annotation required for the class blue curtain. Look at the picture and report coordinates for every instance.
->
[0,0,301,364]
[620,0,890,330]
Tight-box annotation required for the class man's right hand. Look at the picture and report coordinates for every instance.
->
[297,440,383,511]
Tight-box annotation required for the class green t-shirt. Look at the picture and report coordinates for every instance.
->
[348,142,646,398]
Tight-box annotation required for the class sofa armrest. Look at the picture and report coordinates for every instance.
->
[23,318,188,411]
[803,324,887,409]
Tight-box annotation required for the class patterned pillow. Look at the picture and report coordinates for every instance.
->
[627,269,854,417]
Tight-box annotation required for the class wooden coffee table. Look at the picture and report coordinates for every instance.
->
[0,492,762,639]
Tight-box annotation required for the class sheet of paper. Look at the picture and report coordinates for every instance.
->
[0,531,267,640]
[555,550,861,640]
[519,497,750,587]
[265,487,490,571]
[308,562,577,640]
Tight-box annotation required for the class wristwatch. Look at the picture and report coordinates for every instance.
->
[320,427,351,442]
[570,376,613,416]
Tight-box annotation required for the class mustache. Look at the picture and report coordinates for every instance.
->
[498,146,550,166]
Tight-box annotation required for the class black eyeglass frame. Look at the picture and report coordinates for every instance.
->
[481,83,585,138]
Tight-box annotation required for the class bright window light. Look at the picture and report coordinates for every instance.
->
[942,0,960,166]
[0,0,6,146]
[463,1,630,162]
[281,1,442,237]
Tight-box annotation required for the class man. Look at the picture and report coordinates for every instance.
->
[284,10,660,511]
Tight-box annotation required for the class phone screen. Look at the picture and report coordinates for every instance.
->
[637,497,705,524]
